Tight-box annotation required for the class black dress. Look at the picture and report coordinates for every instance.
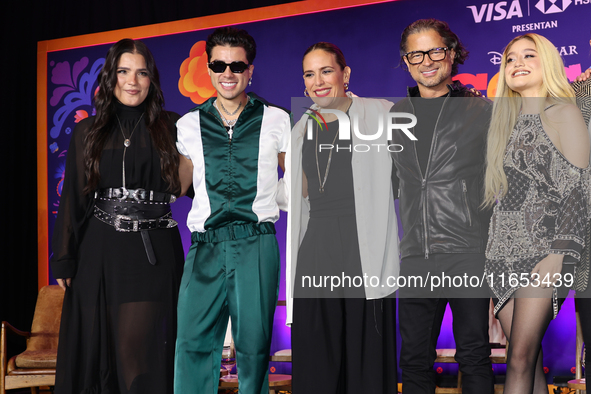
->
[51,102,184,394]
[292,119,398,394]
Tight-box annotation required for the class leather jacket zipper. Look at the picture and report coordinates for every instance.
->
[421,178,429,259]
[461,179,472,227]
[410,93,450,259]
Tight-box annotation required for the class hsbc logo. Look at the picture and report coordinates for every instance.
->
[467,0,576,23]
[535,0,572,13]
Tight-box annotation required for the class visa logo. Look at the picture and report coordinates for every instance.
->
[467,0,524,23]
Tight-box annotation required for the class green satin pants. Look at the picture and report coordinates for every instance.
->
[174,222,280,394]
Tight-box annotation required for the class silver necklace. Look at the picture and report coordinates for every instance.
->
[213,99,238,140]
[219,99,242,116]
[315,121,339,193]
[116,113,144,189]
[116,113,144,147]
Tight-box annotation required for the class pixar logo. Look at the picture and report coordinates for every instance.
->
[452,63,584,97]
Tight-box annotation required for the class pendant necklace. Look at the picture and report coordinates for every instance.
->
[116,113,144,148]
[315,120,339,193]
[214,99,239,140]
[116,113,144,189]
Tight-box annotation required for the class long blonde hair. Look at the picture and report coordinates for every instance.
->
[483,33,576,207]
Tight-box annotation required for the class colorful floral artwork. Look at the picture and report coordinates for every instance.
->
[47,55,103,222]
[49,57,103,140]
[178,41,217,104]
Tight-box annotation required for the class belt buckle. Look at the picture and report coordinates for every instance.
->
[166,218,178,228]
[113,215,138,232]
[132,188,147,202]
[116,187,130,201]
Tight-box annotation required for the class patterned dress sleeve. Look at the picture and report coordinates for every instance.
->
[548,165,589,261]
[572,78,591,128]
[50,118,95,279]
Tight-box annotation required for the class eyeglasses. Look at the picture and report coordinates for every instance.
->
[404,47,449,65]
[208,61,250,73]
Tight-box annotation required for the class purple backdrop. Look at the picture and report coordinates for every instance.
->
[44,0,591,382]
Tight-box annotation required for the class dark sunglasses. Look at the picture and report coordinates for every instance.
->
[208,61,250,73]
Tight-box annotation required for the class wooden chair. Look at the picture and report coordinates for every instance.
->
[1,285,64,394]
[268,348,291,394]
[219,374,292,394]
[270,349,291,363]
[268,300,291,393]
[218,347,292,393]
[219,302,292,393]
[568,306,586,394]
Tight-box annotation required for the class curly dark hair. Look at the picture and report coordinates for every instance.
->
[205,26,257,64]
[83,38,180,194]
[399,19,469,76]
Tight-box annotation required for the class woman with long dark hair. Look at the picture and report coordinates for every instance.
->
[51,38,184,394]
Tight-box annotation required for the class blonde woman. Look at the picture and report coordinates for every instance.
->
[484,33,590,394]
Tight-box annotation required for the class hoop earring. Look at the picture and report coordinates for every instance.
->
[304,89,310,97]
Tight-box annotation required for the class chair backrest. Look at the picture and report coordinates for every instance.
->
[27,286,64,351]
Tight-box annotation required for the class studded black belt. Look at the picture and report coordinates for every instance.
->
[95,187,177,203]
[93,196,178,265]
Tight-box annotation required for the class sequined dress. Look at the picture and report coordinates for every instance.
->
[485,111,589,317]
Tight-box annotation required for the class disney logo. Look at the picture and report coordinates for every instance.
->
[488,51,503,65]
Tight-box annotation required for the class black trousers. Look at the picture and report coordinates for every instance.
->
[398,253,494,394]
[291,297,398,394]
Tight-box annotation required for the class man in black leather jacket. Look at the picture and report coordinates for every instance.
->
[391,19,495,394]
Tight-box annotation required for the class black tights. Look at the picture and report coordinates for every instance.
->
[497,287,554,394]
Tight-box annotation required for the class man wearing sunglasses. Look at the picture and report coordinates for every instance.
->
[389,19,494,394]
[174,26,290,394]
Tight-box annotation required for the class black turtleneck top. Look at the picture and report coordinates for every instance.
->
[50,101,180,278]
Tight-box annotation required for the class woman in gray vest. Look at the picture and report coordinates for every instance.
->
[286,42,399,393]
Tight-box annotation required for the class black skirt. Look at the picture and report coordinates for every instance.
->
[54,215,184,394]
